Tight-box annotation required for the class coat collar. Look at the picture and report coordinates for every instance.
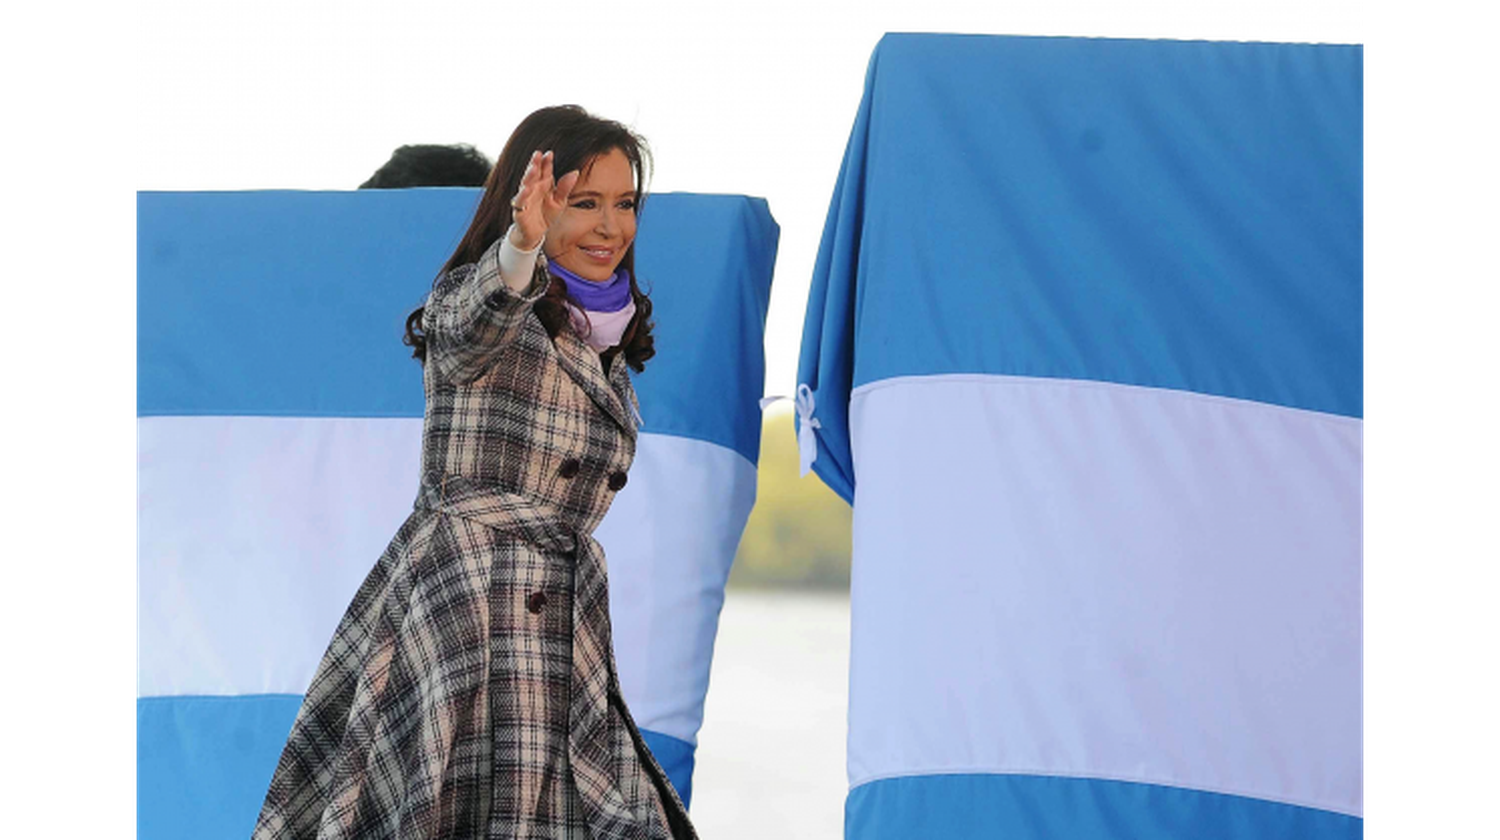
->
[551,323,639,439]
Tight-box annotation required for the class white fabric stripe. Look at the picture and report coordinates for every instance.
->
[599,435,758,745]
[138,416,424,697]
[851,372,1362,426]
[138,417,754,744]
[845,375,1361,817]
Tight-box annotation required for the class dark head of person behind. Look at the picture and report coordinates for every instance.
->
[402,106,656,375]
[359,144,493,189]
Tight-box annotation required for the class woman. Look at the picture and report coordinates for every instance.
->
[253,106,697,840]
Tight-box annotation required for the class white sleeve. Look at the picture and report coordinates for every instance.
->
[498,224,545,292]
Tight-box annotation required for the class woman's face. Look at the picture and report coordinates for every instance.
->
[543,147,638,282]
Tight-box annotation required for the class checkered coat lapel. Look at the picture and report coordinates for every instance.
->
[251,239,692,840]
[551,322,640,439]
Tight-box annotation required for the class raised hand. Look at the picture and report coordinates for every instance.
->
[509,150,580,251]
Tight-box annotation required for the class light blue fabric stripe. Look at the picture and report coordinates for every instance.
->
[137,696,696,839]
[136,190,777,463]
[639,729,697,809]
[846,773,1362,840]
[631,194,778,466]
[138,694,301,840]
[137,189,464,420]
[799,34,1362,502]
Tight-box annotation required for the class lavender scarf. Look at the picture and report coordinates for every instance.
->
[547,258,634,312]
[547,258,637,351]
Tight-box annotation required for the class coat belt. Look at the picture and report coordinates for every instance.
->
[415,472,581,554]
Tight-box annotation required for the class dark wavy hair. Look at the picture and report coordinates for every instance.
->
[404,106,655,373]
[359,143,492,189]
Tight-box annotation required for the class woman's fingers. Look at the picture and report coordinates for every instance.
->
[523,151,550,196]
[552,170,580,206]
[510,152,546,247]
[510,151,551,249]
[539,169,578,233]
[525,151,551,191]
[512,150,576,248]
[516,152,558,208]
[520,151,536,186]
[513,153,536,203]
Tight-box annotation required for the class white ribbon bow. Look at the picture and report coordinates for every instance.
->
[760,383,822,477]
[794,384,821,477]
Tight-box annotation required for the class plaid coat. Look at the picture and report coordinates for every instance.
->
[253,238,697,840]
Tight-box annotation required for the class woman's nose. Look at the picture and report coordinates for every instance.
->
[595,208,627,237]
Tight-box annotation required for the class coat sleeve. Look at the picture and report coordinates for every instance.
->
[422,236,551,384]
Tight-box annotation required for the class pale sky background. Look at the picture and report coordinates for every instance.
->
[136,0,1368,398]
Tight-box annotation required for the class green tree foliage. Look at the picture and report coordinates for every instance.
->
[728,406,852,590]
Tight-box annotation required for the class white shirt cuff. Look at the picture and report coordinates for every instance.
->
[499,224,544,292]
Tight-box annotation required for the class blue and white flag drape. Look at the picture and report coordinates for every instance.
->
[138,189,777,840]
[798,34,1362,839]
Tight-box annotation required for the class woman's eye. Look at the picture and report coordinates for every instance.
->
[571,199,597,209]
[618,200,637,211]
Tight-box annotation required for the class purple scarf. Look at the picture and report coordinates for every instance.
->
[547,258,634,312]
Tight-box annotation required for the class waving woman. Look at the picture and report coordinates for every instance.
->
[253,105,696,840]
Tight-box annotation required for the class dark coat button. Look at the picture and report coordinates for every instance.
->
[558,458,581,479]
[607,471,628,491]
[527,592,548,613]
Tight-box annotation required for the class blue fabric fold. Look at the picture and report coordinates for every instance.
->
[796,33,1362,505]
